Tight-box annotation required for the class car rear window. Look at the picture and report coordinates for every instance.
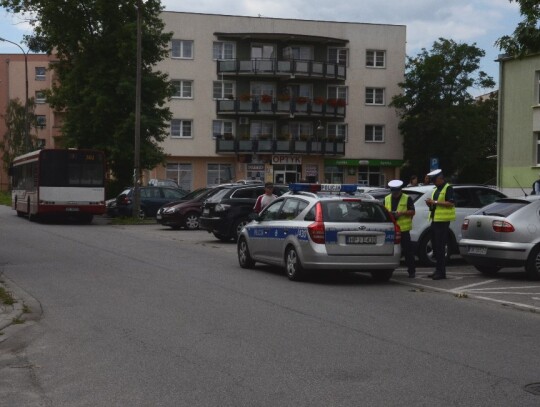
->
[473,199,530,217]
[321,201,390,223]
[205,188,232,202]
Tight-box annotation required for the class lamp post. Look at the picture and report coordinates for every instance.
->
[0,37,29,151]
[132,0,142,218]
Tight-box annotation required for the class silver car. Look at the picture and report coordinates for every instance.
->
[237,184,401,281]
[458,197,540,280]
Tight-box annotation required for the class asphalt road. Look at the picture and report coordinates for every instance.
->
[1,207,540,406]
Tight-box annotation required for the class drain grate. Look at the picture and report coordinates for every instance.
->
[524,383,540,395]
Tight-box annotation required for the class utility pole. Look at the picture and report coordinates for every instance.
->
[133,0,142,218]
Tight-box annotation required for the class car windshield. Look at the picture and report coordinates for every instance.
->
[473,199,530,217]
[321,201,390,223]
[181,188,210,201]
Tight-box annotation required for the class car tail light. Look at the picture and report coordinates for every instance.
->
[308,202,325,244]
[492,220,515,233]
[462,219,469,231]
[121,196,131,205]
[393,222,401,244]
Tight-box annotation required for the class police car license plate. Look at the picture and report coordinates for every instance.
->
[203,208,209,215]
[65,207,79,212]
[156,214,162,220]
[468,246,487,255]
[346,236,376,245]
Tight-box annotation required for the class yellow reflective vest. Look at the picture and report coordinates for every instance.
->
[384,193,413,232]
[430,183,456,222]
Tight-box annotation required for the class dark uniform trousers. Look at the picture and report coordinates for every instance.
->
[401,230,416,274]
[431,221,450,276]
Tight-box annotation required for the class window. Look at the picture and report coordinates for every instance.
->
[358,166,384,186]
[328,47,348,66]
[213,81,235,99]
[207,164,234,186]
[166,163,192,191]
[36,115,46,128]
[35,67,46,81]
[328,85,348,102]
[327,123,348,141]
[251,44,275,59]
[171,80,193,98]
[283,46,313,61]
[171,119,192,138]
[171,39,193,59]
[289,122,313,140]
[324,166,344,184]
[213,42,236,60]
[365,88,385,105]
[251,82,275,98]
[260,200,284,221]
[250,121,275,140]
[365,125,384,142]
[366,50,386,68]
[35,91,46,104]
[537,133,540,165]
[212,120,234,139]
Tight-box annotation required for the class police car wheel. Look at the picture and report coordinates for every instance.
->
[237,237,255,269]
[285,246,305,281]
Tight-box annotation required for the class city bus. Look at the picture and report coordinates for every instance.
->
[11,149,107,222]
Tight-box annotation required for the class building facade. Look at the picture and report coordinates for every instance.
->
[0,53,59,191]
[498,53,540,196]
[151,12,406,191]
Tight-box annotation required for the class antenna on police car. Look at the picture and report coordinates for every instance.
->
[513,175,528,197]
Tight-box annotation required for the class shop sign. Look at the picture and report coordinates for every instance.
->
[247,164,265,171]
[272,155,302,164]
[305,164,318,176]
[324,158,403,167]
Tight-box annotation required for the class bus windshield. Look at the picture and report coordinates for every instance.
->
[40,150,105,187]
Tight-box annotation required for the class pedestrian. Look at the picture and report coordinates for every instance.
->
[423,174,431,185]
[253,182,277,213]
[424,169,455,280]
[532,172,540,195]
[385,180,416,278]
[407,175,418,187]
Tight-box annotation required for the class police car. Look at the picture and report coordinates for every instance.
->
[237,183,401,281]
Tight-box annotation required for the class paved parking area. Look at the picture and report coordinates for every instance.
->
[392,261,540,312]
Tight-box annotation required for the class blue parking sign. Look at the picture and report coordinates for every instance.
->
[430,157,439,171]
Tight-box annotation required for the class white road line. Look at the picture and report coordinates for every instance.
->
[467,295,540,312]
[463,292,540,295]
[467,286,540,291]
[449,280,498,293]
[533,297,540,301]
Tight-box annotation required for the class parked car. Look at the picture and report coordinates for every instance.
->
[156,187,220,230]
[459,197,540,280]
[148,178,179,188]
[200,184,288,241]
[107,186,188,219]
[237,183,401,281]
[402,185,507,266]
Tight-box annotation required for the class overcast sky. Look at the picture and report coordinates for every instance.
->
[0,0,522,94]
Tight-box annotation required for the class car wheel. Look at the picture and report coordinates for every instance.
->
[237,237,255,269]
[15,198,23,217]
[417,232,450,267]
[233,218,250,241]
[183,212,200,230]
[285,246,306,281]
[27,199,35,222]
[213,232,232,242]
[370,269,394,282]
[474,265,500,276]
[525,245,540,280]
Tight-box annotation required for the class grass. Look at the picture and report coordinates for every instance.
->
[0,191,11,206]
[0,287,16,306]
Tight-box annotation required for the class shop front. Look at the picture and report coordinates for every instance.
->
[324,158,404,187]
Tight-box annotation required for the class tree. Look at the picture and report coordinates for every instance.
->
[496,0,540,56]
[0,0,173,189]
[0,98,39,176]
[390,38,496,183]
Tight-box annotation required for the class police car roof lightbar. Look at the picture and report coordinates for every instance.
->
[288,183,358,194]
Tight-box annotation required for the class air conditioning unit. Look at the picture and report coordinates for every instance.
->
[239,117,250,125]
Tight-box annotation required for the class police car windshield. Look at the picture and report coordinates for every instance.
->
[321,201,389,223]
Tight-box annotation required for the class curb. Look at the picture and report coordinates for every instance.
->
[0,276,41,340]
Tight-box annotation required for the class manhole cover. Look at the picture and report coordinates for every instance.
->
[524,383,540,395]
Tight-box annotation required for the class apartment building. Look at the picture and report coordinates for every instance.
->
[151,12,406,191]
[0,53,59,190]
[497,53,540,196]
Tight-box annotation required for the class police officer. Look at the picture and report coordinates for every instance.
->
[425,169,456,280]
[385,180,416,278]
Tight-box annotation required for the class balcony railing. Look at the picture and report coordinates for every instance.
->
[217,58,346,80]
[216,98,346,118]
[214,138,345,155]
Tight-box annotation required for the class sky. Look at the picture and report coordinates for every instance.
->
[0,0,523,95]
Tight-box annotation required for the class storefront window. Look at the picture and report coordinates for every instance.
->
[246,164,265,181]
[166,163,192,191]
[357,166,384,187]
[324,166,343,184]
[207,164,234,186]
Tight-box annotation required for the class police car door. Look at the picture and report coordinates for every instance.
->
[249,199,284,261]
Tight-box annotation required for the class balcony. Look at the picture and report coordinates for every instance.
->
[216,98,346,118]
[217,59,346,80]
[214,137,345,155]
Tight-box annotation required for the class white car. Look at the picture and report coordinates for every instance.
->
[402,185,506,266]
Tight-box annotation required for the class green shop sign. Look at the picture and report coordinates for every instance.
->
[324,159,404,167]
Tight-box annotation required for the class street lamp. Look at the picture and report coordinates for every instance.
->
[132,0,143,218]
[0,36,29,151]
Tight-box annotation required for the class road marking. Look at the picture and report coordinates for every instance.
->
[464,292,540,295]
[450,280,497,293]
[468,285,540,291]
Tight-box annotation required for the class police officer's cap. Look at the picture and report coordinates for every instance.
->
[388,179,403,191]
[427,169,443,179]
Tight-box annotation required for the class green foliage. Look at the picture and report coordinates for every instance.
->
[0,0,174,188]
[496,0,540,56]
[390,38,497,183]
[0,191,11,206]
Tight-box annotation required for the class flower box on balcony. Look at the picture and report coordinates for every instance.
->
[295,96,309,105]
[277,94,291,102]
[327,98,346,108]
[239,93,252,102]
[313,96,325,105]
[260,94,273,103]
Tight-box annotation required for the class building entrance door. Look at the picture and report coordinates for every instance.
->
[273,165,301,185]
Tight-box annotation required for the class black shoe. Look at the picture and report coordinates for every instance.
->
[431,274,446,280]
[427,273,435,278]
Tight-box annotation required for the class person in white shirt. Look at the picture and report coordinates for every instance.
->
[253,182,277,213]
